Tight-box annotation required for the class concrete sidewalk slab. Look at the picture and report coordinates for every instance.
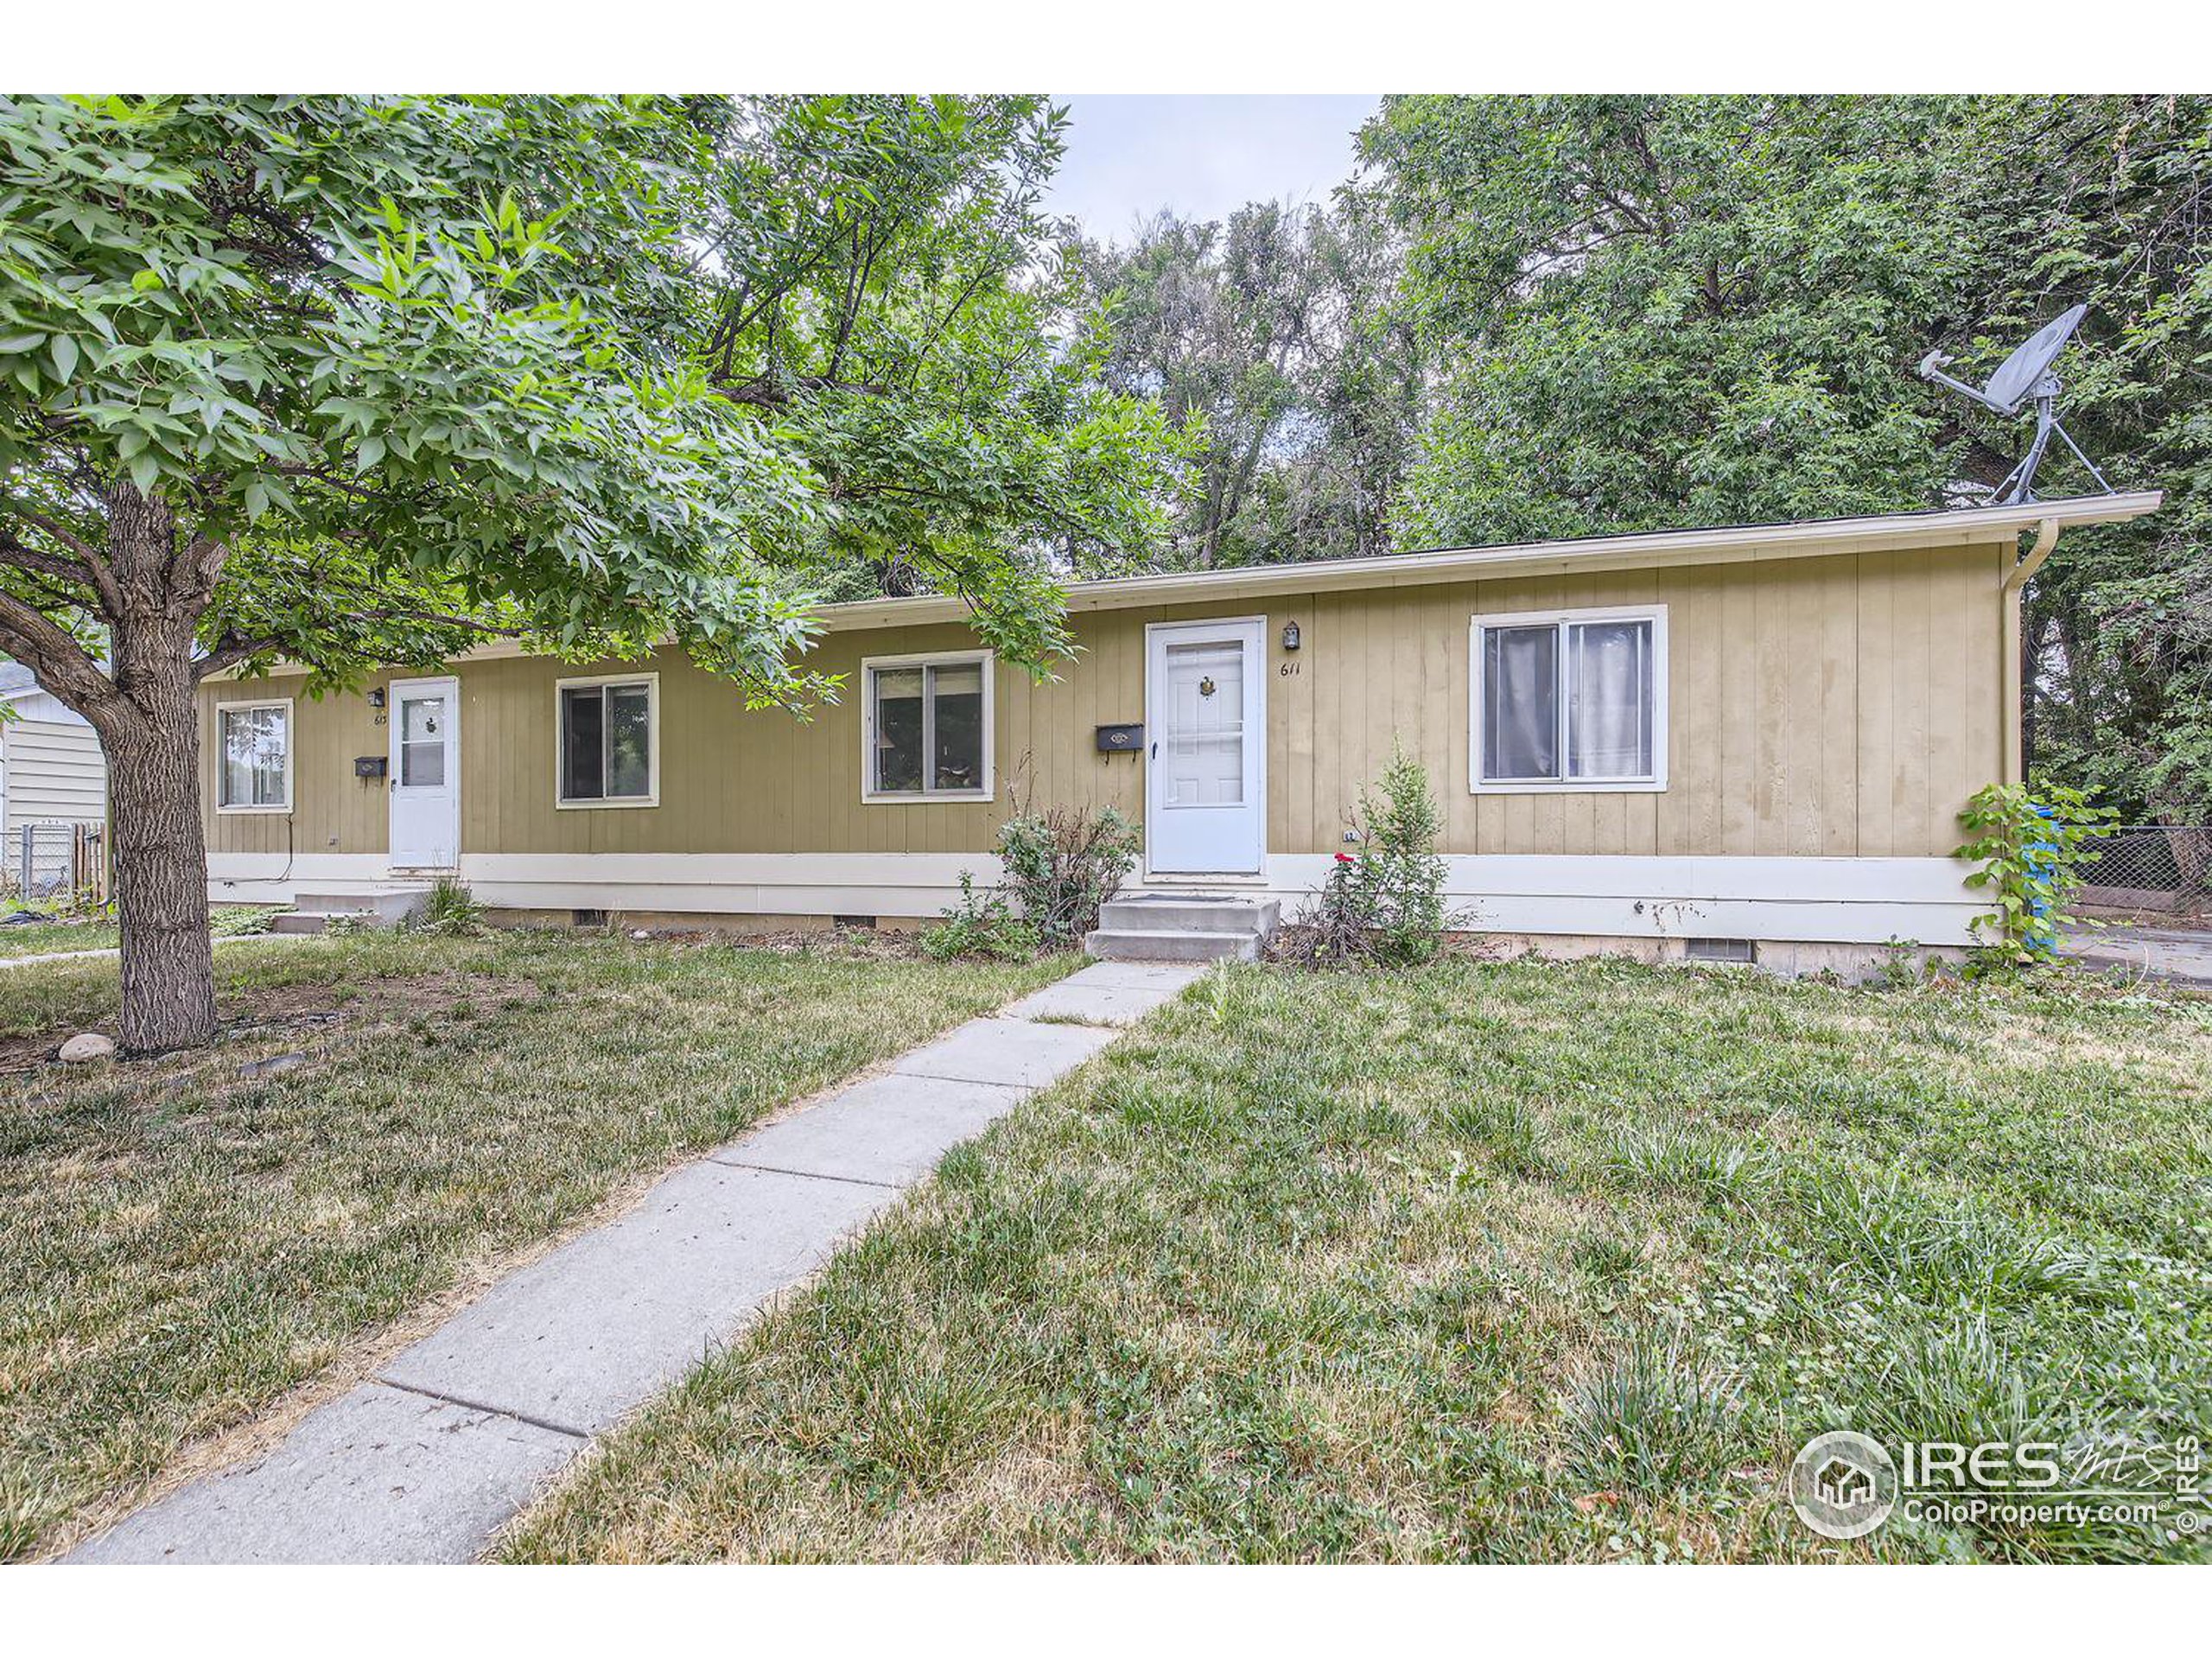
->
[1001,972,1202,1027]
[891,1015,1119,1089]
[69,1382,578,1565]
[380,1161,893,1436]
[1052,961,1216,993]
[716,1073,1028,1187]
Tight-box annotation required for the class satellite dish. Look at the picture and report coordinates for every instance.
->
[1918,306,2115,504]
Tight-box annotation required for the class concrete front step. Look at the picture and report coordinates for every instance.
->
[279,887,432,934]
[1098,894,1281,935]
[1084,927,1261,963]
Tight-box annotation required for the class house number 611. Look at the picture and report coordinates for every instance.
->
[1279,661,1301,677]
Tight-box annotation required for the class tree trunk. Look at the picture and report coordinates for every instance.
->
[105,655,218,1054]
[97,488,220,1055]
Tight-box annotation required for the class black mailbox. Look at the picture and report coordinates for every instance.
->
[354,755,388,779]
[1096,722,1142,753]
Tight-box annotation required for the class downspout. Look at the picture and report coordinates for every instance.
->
[2000,517,2061,785]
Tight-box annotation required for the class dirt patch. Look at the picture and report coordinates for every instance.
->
[0,972,543,1077]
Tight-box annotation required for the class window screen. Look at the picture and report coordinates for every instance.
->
[560,681,654,803]
[868,658,989,796]
[1477,614,1658,785]
[219,704,289,808]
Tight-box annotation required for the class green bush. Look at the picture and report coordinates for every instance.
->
[994,802,1142,951]
[1284,741,1451,967]
[1953,783,2116,975]
[416,875,488,938]
[921,874,1035,962]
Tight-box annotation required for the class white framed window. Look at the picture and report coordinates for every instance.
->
[556,673,658,808]
[1469,605,1667,792]
[215,698,293,812]
[861,650,994,803]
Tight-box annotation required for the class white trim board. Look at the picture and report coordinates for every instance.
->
[207,851,1981,944]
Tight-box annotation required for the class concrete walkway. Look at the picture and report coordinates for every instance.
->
[67,959,1204,1564]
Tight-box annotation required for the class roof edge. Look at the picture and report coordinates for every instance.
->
[813,491,2164,632]
[211,492,2163,677]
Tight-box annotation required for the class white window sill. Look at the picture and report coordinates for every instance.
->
[556,796,660,810]
[216,803,293,815]
[862,791,994,805]
[1470,779,1668,795]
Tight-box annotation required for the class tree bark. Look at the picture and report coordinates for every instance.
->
[92,489,221,1054]
[104,653,218,1053]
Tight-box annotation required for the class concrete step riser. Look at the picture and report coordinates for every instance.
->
[269,913,327,936]
[290,891,428,927]
[1084,929,1260,963]
[1098,899,1280,936]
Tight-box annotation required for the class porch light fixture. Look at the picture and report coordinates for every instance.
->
[1281,620,1300,652]
[367,688,386,709]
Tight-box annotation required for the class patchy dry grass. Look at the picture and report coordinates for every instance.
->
[499,957,2212,1564]
[0,929,1070,1559]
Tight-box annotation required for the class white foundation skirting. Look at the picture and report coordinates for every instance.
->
[207,850,1984,946]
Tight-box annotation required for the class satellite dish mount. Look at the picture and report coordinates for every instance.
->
[1917,304,2116,505]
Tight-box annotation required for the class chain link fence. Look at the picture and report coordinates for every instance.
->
[2078,824,2212,919]
[6,821,107,904]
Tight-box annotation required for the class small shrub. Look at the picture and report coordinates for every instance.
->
[1953,782,2116,976]
[922,874,1035,962]
[1282,741,1450,968]
[995,799,1142,951]
[1606,1124,1768,1203]
[211,905,283,938]
[416,876,488,937]
[1560,1330,1744,1495]
[1443,1094,1547,1176]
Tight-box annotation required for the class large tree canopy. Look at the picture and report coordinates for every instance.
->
[1069,200,1418,568]
[1357,94,2212,822]
[0,93,1181,1051]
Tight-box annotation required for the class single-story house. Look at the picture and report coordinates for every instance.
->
[2,661,109,895]
[200,491,2162,970]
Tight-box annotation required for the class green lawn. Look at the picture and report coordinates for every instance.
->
[0,930,1071,1560]
[0,905,282,961]
[499,957,2212,1564]
[0,919,118,958]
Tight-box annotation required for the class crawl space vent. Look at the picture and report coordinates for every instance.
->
[1684,938,1755,964]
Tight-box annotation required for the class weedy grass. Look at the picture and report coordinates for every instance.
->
[0,930,1069,1560]
[497,956,2212,1564]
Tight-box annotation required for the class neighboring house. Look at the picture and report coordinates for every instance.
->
[197,492,2162,971]
[1,662,110,892]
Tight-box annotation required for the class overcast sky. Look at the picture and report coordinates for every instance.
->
[1046,95,1379,240]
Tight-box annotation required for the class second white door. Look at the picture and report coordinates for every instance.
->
[1146,619,1265,874]
[388,676,459,870]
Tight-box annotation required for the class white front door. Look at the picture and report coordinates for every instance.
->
[1146,618,1265,874]
[388,676,459,870]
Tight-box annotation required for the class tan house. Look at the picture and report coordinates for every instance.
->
[200,491,2161,969]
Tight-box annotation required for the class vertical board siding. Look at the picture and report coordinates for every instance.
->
[198,542,2008,866]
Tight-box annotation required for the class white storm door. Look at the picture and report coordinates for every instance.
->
[387,676,459,870]
[1146,619,1265,874]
